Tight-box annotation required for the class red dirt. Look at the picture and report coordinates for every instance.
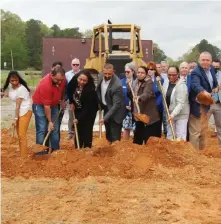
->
[1,129,221,224]
[1,129,221,180]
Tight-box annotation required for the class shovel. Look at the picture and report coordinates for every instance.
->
[98,106,102,139]
[156,76,177,140]
[33,108,63,153]
[9,124,17,144]
[128,81,150,124]
[196,92,216,105]
[73,111,80,149]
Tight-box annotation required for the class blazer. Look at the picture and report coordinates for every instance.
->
[97,75,126,124]
[163,78,190,120]
[131,77,160,125]
[190,64,218,118]
[153,76,164,112]
[67,79,98,122]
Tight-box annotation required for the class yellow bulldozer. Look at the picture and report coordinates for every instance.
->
[84,20,147,78]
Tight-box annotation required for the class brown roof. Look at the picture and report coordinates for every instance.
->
[42,37,153,75]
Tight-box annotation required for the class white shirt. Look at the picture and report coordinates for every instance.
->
[8,84,32,117]
[101,79,111,105]
[161,72,168,82]
[65,70,80,83]
[204,69,213,89]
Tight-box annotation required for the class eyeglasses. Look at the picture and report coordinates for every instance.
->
[72,64,79,66]
[125,71,131,73]
[148,69,155,71]
[168,74,178,77]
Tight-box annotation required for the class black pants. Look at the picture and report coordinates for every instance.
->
[186,120,190,142]
[158,111,163,138]
[103,106,122,143]
[133,120,161,145]
[104,120,122,143]
[74,117,95,148]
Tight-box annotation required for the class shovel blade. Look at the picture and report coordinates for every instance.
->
[134,113,150,124]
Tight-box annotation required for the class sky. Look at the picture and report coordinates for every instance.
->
[1,0,221,60]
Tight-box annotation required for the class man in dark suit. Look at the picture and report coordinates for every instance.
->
[97,63,126,143]
[189,52,218,150]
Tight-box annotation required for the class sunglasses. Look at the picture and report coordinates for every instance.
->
[148,69,155,71]
[72,64,79,66]
[168,74,178,76]
[125,71,131,73]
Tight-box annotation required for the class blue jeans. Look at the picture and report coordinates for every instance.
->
[32,104,60,150]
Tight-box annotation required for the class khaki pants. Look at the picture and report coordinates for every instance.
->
[16,110,32,156]
[189,114,208,150]
[208,103,221,146]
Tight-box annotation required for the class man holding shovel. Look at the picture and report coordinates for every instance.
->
[189,52,218,150]
[97,64,125,143]
[32,67,66,154]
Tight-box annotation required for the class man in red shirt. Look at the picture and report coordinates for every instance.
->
[32,67,66,153]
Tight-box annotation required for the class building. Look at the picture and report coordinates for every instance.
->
[42,37,153,75]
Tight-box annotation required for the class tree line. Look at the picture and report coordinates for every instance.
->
[1,9,221,70]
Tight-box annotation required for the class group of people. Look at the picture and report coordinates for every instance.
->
[2,51,221,157]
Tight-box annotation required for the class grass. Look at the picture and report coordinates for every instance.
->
[1,70,42,88]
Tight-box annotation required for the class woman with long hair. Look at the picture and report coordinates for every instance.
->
[3,71,32,157]
[130,66,161,144]
[67,70,98,148]
[121,62,136,140]
[147,61,164,137]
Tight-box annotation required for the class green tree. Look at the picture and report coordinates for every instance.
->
[1,9,25,42]
[180,39,221,62]
[40,23,53,37]
[213,46,221,60]
[83,29,93,38]
[198,39,217,60]
[25,19,43,70]
[2,36,28,69]
[61,28,82,38]
[153,42,167,62]
[51,24,62,37]
[1,9,27,69]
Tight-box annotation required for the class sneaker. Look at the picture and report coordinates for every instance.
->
[35,149,49,155]
[211,132,217,137]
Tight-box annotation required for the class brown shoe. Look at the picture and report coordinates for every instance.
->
[211,132,217,137]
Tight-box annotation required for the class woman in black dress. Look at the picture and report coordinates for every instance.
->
[67,70,98,148]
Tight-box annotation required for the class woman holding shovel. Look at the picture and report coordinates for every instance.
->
[129,66,161,145]
[163,66,189,141]
[147,61,164,137]
[67,70,98,148]
[3,71,32,157]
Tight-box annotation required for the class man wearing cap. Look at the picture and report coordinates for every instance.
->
[65,58,81,139]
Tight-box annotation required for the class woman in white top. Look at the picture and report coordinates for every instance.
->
[3,71,32,157]
[163,66,190,141]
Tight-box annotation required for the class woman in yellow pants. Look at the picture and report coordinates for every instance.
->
[3,71,32,157]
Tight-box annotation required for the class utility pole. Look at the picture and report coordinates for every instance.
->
[11,49,14,70]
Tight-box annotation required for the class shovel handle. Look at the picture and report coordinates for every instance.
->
[156,77,176,140]
[73,111,80,149]
[43,108,63,147]
[98,108,102,138]
[128,81,140,114]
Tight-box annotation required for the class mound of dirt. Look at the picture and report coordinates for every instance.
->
[1,129,221,181]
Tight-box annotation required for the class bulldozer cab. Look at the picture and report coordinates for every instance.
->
[84,22,146,78]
